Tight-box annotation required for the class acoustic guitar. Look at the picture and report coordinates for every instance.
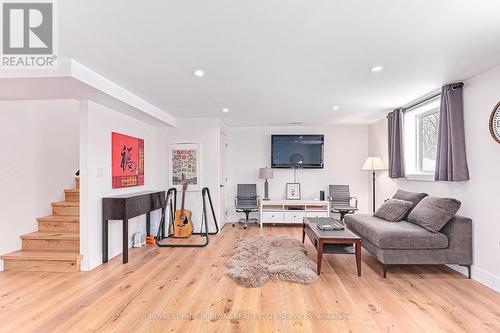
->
[170,182,193,238]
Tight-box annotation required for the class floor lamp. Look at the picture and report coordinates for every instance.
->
[361,157,387,213]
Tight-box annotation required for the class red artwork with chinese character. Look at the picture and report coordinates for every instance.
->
[112,132,144,188]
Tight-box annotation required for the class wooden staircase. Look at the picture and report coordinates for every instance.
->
[1,177,80,273]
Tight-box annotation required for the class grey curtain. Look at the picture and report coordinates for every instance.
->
[388,108,405,178]
[435,83,470,181]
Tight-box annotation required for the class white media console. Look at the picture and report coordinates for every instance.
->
[259,199,330,228]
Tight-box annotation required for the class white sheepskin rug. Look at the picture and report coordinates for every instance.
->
[226,235,318,287]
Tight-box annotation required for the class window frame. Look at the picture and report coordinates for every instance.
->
[416,108,440,174]
[403,95,441,180]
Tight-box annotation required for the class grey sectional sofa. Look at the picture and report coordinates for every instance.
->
[345,191,472,278]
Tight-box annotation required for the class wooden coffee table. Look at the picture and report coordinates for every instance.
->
[302,217,361,276]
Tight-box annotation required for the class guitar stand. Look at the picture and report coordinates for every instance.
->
[155,187,219,248]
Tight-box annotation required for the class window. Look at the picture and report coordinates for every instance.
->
[403,96,440,177]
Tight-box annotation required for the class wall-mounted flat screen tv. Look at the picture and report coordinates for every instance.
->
[271,135,324,168]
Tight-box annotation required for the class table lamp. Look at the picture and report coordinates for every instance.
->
[259,167,273,200]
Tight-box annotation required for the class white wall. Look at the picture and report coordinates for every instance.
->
[0,100,79,271]
[80,114,223,271]
[79,101,166,271]
[156,118,222,232]
[368,65,500,292]
[225,125,369,222]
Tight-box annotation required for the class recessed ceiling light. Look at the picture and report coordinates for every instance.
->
[332,106,340,111]
[221,108,229,113]
[194,69,205,77]
[370,65,384,73]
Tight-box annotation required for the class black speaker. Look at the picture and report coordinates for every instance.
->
[320,190,325,201]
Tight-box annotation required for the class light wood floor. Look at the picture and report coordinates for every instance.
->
[0,225,499,333]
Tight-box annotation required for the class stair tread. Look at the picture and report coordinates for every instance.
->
[21,231,79,240]
[51,201,79,207]
[1,250,79,261]
[4,175,81,273]
[37,215,79,222]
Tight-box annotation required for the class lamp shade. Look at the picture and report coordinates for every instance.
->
[361,157,387,171]
[259,167,274,179]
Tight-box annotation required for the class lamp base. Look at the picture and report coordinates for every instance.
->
[264,179,270,201]
[372,170,376,213]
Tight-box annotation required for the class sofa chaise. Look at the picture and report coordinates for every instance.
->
[345,190,472,278]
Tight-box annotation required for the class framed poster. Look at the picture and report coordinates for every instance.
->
[169,143,201,191]
[112,132,144,188]
[286,183,301,200]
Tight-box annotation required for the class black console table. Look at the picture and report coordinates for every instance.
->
[102,191,165,264]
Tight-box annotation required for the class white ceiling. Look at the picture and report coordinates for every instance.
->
[0,60,176,126]
[59,0,500,126]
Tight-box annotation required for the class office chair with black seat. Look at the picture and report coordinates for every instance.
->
[234,184,259,229]
[328,184,358,222]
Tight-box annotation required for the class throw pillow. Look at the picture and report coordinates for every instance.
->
[407,196,461,232]
[392,189,428,220]
[374,198,414,222]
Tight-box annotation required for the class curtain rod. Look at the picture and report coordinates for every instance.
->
[403,91,441,111]
[387,82,464,117]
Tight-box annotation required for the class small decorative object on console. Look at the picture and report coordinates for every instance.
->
[286,183,301,200]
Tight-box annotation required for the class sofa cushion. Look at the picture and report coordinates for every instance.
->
[374,198,413,222]
[345,214,448,250]
[407,196,461,232]
[392,189,428,219]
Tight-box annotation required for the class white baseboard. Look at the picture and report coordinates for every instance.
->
[471,266,500,293]
[447,264,468,276]
[448,264,500,293]
[80,245,122,271]
[81,253,102,271]
[81,243,141,271]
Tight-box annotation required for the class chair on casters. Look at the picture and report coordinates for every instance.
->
[234,184,259,229]
[328,185,358,222]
